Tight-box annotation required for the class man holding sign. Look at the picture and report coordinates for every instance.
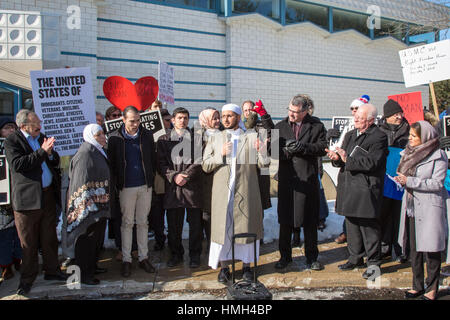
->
[5,110,67,295]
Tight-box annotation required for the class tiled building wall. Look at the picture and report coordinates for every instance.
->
[1,0,432,126]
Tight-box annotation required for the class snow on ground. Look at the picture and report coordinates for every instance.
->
[57,199,344,252]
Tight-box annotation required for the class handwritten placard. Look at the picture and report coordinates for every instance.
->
[30,67,96,157]
[388,91,423,125]
[158,61,175,105]
[399,39,450,88]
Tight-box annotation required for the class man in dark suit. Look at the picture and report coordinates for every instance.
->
[4,110,67,295]
[274,94,327,271]
[326,104,388,280]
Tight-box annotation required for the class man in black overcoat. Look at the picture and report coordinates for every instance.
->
[4,110,67,295]
[274,94,327,270]
[326,104,388,280]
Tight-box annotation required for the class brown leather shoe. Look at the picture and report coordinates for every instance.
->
[121,262,132,277]
[139,259,156,273]
[335,233,347,244]
[1,265,14,280]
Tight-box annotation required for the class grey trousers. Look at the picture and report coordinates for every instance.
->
[345,217,381,266]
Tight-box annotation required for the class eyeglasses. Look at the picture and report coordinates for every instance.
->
[350,107,359,111]
[111,112,121,118]
[287,107,303,114]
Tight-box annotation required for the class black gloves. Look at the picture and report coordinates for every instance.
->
[283,139,306,157]
[440,136,450,150]
[326,128,340,141]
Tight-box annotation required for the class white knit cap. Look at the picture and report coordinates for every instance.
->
[222,103,242,115]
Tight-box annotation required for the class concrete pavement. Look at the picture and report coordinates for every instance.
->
[1,238,449,300]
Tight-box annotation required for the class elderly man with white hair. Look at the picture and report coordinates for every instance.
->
[202,103,269,284]
[326,104,389,280]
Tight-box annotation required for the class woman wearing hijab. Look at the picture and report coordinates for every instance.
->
[62,124,110,285]
[394,121,449,300]
[198,108,221,251]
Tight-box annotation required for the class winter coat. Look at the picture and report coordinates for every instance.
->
[333,124,388,218]
[4,130,61,211]
[275,115,327,227]
[247,114,274,210]
[62,142,110,258]
[107,124,157,191]
[202,130,270,244]
[398,148,449,255]
[378,118,410,149]
[157,128,203,209]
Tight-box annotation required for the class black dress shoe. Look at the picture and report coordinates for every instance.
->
[95,266,108,274]
[421,294,436,301]
[16,283,32,295]
[44,270,69,281]
[167,256,183,268]
[218,267,231,284]
[338,261,366,271]
[275,257,292,269]
[121,262,132,277]
[242,266,254,281]
[139,259,156,273]
[81,278,100,285]
[154,242,165,251]
[189,256,200,269]
[404,290,425,299]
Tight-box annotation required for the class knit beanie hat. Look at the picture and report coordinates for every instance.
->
[383,99,403,118]
[349,95,370,109]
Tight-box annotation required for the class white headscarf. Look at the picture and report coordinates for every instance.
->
[83,123,107,158]
[222,103,246,131]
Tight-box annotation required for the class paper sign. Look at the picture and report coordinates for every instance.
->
[444,115,450,137]
[104,109,165,142]
[399,39,450,88]
[388,92,423,125]
[158,61,175,105]
[0,155,10,205]
[30,67,96,157]
[329,116,354,151]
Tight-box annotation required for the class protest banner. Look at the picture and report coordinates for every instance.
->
[398,39,450,116]
[388,91,423,125]
[383,147,404,200]
[104,109,165,142]
[30,67,96,157]
[329,116,354,151]
[0,155,10,205]
[399,39,450,88]
[444,115,450,137]
[158,61,175,105]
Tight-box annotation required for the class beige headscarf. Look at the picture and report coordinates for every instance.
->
[198,108,219,129]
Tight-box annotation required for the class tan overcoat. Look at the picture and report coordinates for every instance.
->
[202,130,270,245]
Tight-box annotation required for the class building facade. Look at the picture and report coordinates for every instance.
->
[0,0,448,125]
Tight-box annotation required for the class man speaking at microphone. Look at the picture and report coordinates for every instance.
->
[202,103,270,284]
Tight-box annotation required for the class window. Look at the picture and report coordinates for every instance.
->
[158,0,216,10]
[285,0,328,29]
[374,18,408,41]
[233,0,280,21]
[0,88,14,117]
[333,8,370,37]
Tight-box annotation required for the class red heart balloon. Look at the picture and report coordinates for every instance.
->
[103,76,159,111]
[135,76,159,111]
